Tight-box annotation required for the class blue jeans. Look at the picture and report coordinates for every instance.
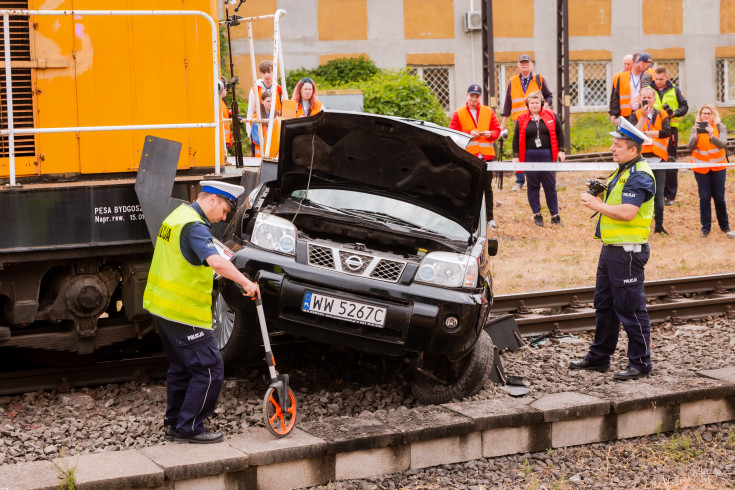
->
[694,169,730,232]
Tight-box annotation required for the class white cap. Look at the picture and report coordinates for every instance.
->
[610,117,652,145]
[199,180,245,207]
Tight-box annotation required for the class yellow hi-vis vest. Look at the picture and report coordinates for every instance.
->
[143,204,214,329]
[599,159,655,244]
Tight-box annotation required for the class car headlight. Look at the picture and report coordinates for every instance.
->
[250,213,297,255]
[415,252,478,288]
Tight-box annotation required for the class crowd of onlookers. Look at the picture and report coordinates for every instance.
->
[450,52,734,239]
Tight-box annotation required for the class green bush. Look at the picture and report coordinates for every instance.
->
[570,113,614,153]
[360,70,447,126]
[315,56,380,86]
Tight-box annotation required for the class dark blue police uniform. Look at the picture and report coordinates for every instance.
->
[585,157,656,373]
[156,202,224,439]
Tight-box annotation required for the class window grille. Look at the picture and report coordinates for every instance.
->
[495,64,519,109]
[0,0,35,158]
[408,66,453,112]
[653,60,682,88]
[568,62,609,112]
[716,59,735,105]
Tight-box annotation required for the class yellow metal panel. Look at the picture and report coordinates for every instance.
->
[318,0,367,41]
[492,0,534,38]
[569,0,611,37]
[642,0,683,35]
[404,0,454,40]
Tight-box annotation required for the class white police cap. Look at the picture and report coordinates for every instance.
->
[199,180,245,207]
[609,117,652,145]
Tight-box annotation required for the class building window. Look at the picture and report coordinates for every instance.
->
[408,66,453,112]
[569,62,610,112]
[716,59,735,105]
[654,60,682,88]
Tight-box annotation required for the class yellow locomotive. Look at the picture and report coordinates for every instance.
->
[0,1,245,362]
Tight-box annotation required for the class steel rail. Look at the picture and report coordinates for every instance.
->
[0,355,169,396]
[492,272,735,314]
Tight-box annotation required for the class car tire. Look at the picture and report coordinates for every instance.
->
[411,329,493,405]
[212,287,261,366]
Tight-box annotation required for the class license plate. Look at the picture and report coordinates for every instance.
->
[302,291,386,327]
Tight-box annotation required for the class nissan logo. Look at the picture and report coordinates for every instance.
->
[345,255,364,271]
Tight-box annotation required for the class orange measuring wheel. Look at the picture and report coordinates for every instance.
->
[262,385,297,437]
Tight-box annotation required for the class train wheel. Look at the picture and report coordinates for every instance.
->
[211,288,260,366]
[411,329,493,405]
[262,386,297,437]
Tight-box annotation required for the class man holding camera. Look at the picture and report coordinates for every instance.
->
[571,118,656,381]
[450,84,501,228]
[628,87,671,235]
[652,66,688,205]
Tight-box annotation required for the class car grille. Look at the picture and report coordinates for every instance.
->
[307,242,407,283]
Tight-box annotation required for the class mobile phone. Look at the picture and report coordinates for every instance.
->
[641,99,648,107]
[696,121,708,134]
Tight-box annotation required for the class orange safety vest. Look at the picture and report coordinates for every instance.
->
[456,105,496,158]
[258,84,283,113]
[220,99,232,146]
[614,71,633,117]
[692,124,727,173]
[635,109,669,161]
[509,74,543,120]
[295,100,323,117]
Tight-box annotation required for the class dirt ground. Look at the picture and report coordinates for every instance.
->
[488,168,735,295]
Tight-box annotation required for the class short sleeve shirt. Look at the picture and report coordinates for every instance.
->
[595,159,655,238]
[180,202,218,266]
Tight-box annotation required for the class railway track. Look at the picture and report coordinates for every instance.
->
[564,138,735,162]
[2,273,733,395]
[493,273,735,337]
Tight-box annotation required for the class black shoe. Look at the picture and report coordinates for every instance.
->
[701,229,710,237]
[174,431,224,444]
[653,226,669,235]
[533,214,544,227]
[614,366,650,381]
[550,215,562,226]
[164,424,175,442]
[569,359,610,372]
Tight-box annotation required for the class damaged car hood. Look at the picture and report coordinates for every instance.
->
[275,111,487,234]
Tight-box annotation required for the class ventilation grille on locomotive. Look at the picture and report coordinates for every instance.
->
[0,1,35,158]
[307,242,407,283]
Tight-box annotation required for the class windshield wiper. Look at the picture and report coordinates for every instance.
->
[343,209,438,233]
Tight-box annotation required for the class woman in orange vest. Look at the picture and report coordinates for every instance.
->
[251,90,278,158]
[293,78,324,117]
[512,91,565,227]
[686,105,734,238]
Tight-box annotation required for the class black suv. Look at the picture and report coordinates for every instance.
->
[215,111,497,403]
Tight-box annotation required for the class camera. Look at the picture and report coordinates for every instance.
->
[641,99,648,107]
[662,103,674,117]
[586,179,607,197]
[499,129,509,140]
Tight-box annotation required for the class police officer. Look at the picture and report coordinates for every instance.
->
[143,181,259,443]
[570,118,655,380]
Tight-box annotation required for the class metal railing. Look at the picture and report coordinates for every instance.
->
[0,9,223,186]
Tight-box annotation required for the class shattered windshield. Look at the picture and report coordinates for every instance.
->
[290,189,470,240]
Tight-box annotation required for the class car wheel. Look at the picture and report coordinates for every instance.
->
[411,329,493,404]
[212,287,261,366]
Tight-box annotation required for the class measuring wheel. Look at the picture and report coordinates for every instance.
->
[262,385,297,437]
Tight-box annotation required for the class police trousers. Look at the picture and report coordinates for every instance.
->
[585,244,652,371]
[155,316,224,438]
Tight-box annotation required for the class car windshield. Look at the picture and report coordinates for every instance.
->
[290,189,470,240]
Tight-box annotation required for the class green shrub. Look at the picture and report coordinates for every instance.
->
[315,56,379,86]
[569,113,613,153]
[361,70,447,126]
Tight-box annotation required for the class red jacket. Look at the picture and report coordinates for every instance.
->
[517,109,559,162]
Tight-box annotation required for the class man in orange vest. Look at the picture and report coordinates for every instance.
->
[500,54,553,191]
[450,84,501,229]
[610,52,651,126]
[629,86,671,235]
[246,60,283,156]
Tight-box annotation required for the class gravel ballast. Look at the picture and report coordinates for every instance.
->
[0,316,733,486]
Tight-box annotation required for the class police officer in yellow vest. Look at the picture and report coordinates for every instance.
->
[571,118,656,381]
[143,181,259,444]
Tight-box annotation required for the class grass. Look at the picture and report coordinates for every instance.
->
[489,168,735,294]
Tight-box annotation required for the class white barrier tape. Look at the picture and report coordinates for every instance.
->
[487,161,735,172]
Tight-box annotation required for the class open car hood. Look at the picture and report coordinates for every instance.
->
[275,111,487,235]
